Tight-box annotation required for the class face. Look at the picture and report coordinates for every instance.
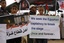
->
[1,1,6,8]
[30,6,36,12]
[38,7,44,15]
[11,7,18,14]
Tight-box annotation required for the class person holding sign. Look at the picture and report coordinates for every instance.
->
[7,4,19,29]
[36,5,48,43]
[9,4,22,27]
[27,5,37,43]
[7,4,21,43]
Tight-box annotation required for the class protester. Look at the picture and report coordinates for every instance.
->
[6,4,19,28]
[36,5,48,43]
[0,0,9,23]
[10,4,22,25]
[0,0,9,16]
[7,4,21,43]
[28,5,36,15]
[9,4,18,15]
[27,5,37,43]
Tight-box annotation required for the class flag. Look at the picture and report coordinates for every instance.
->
[46,4,49,11]
[45,4,49,14]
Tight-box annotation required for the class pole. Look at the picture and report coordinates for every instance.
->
[55,0,57,16]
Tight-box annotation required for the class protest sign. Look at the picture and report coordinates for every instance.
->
[0,14,30,40]
[29,15,60,39]
[6,23,30,40]
[0,24,6,43]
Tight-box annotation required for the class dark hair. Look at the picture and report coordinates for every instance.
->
[1,0,6,2]
[10,4,18,9]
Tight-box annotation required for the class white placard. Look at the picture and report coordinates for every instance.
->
[29,15,60,39]
[0,24,6,43]
[6,23,30,40]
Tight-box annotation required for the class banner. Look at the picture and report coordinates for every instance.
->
[6,23,30,40]
[29,15,60,39]
[0,14,30,40]
[0,24,6,43]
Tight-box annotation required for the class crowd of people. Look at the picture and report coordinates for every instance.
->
[0,0,64,43]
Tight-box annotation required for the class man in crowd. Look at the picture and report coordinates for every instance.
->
[0,0,9,23]
[0,0,9,16]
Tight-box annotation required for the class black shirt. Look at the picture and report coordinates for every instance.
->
[29,11,36,15]
[0,7,9,16]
